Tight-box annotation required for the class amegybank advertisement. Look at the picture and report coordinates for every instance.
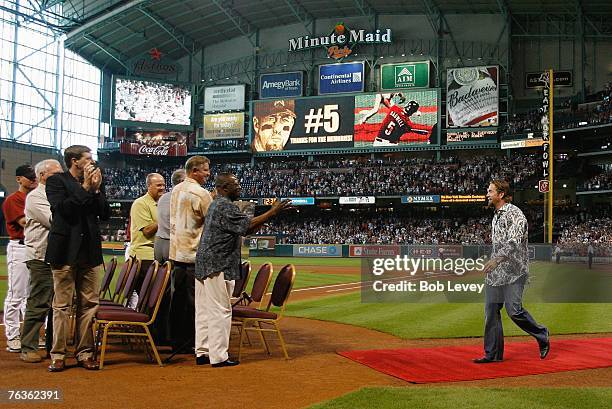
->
[260,71,303,99]
[293,244,342,257]
[250,90,439,152]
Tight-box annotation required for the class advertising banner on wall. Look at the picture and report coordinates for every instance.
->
[339,196,375,204]
[119,142,188,156]
[250,90,439,152]
[260,71,304,99]
[202,112,245,140]
[380,61,430,90]
[318,62,365,95]
[446,129,498,144]
[248,236,276,250]
[293,244,342,257]
[401,195,441,204]
[526,71,572,88]
[204,84,245,112]
[446,66,499,128]
[349,245,401,257]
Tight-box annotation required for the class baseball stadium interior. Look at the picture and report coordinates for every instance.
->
[0,0,611,408]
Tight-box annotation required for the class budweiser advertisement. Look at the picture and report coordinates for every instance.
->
[446,66,499,128]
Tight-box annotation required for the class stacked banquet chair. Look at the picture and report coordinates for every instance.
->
[232,264,296,360]
[232,261,252,301]
[92,260,172,368]
[99,256,141,307]
[69,256,122,346]
[231,262,273,345]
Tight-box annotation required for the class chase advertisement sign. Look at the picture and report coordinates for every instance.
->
[319,62,365,95]
[293,244,342,257]
[260,72,303,99]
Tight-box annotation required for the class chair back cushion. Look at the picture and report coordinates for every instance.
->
[100,257,117,293]
[136,261,158,311]
[121,259,141,300]
[232,261,251,298]
[147,262,169,311]
[251,263,273,302]
[270,264,295,307]
[112,258,131,299]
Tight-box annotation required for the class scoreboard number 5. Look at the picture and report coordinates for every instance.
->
[304,104,340,134]
[323,104,340,133]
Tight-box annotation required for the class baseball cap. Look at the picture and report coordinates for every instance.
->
[15,164,36,181]
[255,100,296,118]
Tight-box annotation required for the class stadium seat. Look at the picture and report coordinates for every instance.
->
[93,261,171,369]
[232,264,296,360]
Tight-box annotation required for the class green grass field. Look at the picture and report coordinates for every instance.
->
[2,255,611,342]
[308,387,612,409]
[0,255,361,308]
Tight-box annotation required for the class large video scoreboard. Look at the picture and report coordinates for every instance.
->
[250,90,440,154]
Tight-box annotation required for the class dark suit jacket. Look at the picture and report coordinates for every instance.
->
[45,171,110,268]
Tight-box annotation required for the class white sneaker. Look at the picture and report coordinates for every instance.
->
[6,338,21,353]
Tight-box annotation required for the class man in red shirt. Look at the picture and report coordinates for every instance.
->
[2,164,38,352]
[373,98,431,146]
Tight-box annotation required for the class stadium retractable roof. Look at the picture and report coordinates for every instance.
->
[20,0,612,74]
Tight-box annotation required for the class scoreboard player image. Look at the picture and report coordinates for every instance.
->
[354,91,438,147]
[251,99,297,152]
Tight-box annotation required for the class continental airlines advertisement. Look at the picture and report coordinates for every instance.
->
[250,90,439,152]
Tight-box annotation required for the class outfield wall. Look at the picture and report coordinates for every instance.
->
[249,244,554,261]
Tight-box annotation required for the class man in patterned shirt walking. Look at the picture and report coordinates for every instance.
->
[474,180,550,363]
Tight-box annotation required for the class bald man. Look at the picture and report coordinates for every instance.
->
[21,159,63,362]
[128,173,165,306]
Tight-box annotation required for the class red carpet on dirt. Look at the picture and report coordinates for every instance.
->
[339,337,612,383]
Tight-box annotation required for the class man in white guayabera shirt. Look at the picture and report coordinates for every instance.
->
[474,179,550,364]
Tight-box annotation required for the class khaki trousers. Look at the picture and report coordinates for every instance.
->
[50,264,100,361]
[195,272,234,364]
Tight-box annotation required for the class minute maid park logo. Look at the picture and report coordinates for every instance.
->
[395,65,416,87]
[288,23,392,60]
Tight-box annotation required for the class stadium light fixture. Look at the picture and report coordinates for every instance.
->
[563,184,567,188]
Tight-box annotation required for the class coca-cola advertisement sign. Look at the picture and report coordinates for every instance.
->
[120,142,187,156]
[446,66,498,128]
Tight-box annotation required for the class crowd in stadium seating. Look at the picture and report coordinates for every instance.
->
[504,83,612,136]
[102,154,540,200]
[557,217,612,256]
[258,214,492,245]
[579,169,612,191]
[198,139,246,151]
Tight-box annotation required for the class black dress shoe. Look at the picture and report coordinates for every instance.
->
[473,357,502,364]
[196,355,210,365]
[539,331,550,359]
[212,359,239,368]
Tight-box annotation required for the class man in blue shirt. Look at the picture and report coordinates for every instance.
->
[195,173,291,367]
